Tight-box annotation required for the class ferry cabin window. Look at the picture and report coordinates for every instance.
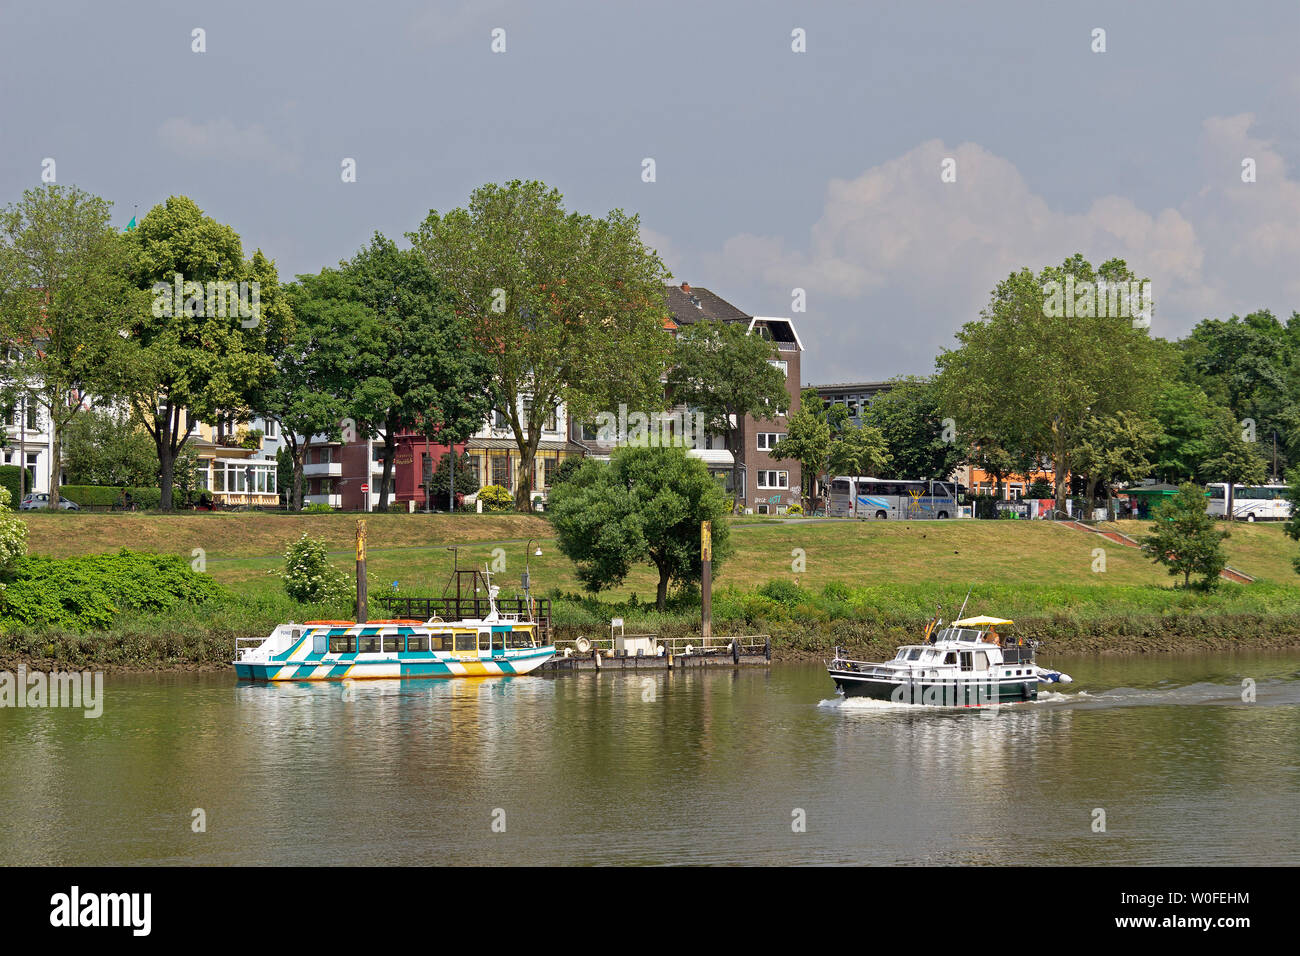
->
[454,632,476,652]
[492,631,505,652]
[358,635,381,653]
[508,630,532,648]
[407,635,430,652]
[329,635,356,653]
[382,634,402,653]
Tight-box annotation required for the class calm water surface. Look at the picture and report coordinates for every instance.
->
[1,651,1297,865]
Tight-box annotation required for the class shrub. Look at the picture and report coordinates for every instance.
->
[478,484,513,512]
[0,486,28,577]
[0,549,221,631]
[303,502,333,514]
[758,579,806,606]
[0,465,34,506]
[822,580,851,601]
[279,533,351,604]
[787,503,803,516]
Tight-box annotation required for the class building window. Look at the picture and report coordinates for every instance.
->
[493,408,509,429]
[758,470,789,489]
[491,455,510,488]
[543,457,556,488]
[757,432,783,451]
[768,359,788,376]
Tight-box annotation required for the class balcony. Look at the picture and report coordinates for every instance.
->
[303,461,342,477]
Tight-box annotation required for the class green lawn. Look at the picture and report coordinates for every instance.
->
[10,512,1300,667]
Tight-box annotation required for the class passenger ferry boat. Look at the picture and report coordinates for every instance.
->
[827,615,1072,706]
[234,575,554,682]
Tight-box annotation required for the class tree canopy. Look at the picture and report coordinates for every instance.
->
[936,255,1161,512]
[547,446,733,611]
[413,180,672,510]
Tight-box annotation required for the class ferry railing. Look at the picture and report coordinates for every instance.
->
[377,596,551,645]
[234,636,266,661]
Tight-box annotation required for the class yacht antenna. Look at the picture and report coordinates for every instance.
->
[955,588,972,622]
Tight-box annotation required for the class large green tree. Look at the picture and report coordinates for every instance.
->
[771,409,831,511]
[1073,410,1159,503]
[122,196,281,510]
[0,185,140,501]
[548,445,733,611]
[1140,483,1228,589]
[62,408,158,486]
[667,319,790,512]
[936,255,1161,514]
[1179,310,1298,474]
[335,233,492,512]
[1151,381,1223,484]
[860,375,963,480]
[259,267,383,510]
[773,389,889,511]
[412,180,672,511]
[1199,414,1269,519]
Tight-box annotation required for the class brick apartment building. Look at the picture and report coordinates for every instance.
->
[660,282,804,514]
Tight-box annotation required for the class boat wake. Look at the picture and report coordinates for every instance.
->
[820,677,1300,714]
[817,696,1017,713]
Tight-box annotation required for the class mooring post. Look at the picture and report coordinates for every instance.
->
[764,637,772,662]
[701,520,712,641]
[356,518,368,624]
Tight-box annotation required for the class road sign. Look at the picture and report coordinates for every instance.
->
[361,482,369,493]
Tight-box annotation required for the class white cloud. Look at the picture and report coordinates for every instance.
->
[688,118,1300,379]
[157,118,300,174]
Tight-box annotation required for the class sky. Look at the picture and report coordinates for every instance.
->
[3,0,1299,385]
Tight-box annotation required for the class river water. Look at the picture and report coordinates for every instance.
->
[1,652,1297,865]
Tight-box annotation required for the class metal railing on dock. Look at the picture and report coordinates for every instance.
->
[544,634,771,671]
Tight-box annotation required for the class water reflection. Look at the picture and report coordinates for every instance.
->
[0,653,1296,865]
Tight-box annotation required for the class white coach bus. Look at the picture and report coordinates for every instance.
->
[1205,483,1292,521]
[827,477,965,520]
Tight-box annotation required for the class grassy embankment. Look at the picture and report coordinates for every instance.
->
[5,512,1300,669]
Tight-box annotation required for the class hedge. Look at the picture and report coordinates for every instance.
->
[0,549,223,631]
[0,465,35,505]
[59,485,183,509]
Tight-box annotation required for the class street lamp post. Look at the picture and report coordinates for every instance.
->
[523,538,543,612]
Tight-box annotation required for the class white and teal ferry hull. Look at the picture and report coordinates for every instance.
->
[235,620,555,682]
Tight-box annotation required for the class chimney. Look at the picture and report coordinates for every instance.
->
[680,282,691,294]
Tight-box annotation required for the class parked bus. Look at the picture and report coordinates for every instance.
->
[1205,482,1292,521]
[827,476,966,519]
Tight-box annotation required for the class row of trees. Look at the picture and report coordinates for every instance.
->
[760,253,1294,521]
[932,254,1282,515]
[0,181,798,512]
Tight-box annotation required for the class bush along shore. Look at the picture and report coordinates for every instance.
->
[5,577,1300,672]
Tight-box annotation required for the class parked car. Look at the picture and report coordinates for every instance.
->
[18,493,80,511]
